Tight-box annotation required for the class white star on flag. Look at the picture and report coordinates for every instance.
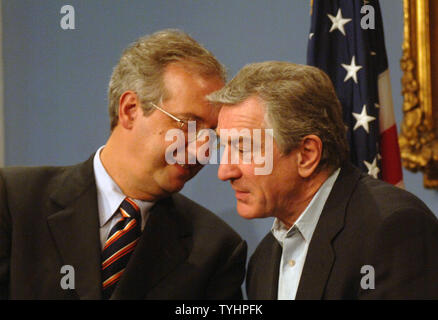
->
[341,56,363,83]
[364,157,380,179]
[327,8,351,36]
[353,105,376,133]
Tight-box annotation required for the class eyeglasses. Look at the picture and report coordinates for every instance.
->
[150,102,186,129]
[150,102,211,144]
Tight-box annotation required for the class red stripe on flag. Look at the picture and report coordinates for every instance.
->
[380,124,403,185]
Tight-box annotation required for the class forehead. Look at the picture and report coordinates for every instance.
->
[217,96,266,131]
[163,64,224,105]
[163,63,224,121]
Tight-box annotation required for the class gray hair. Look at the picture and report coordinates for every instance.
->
[207,61,349,171]
[108,29,226,130]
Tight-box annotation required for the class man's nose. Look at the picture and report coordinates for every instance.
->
[218,147,241,181]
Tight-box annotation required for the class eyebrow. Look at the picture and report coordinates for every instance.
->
[215,129,266,146]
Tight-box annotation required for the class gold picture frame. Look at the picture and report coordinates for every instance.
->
[399,0,438,188]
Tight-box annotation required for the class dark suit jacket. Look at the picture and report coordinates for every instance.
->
[246,163,438,299]
[0,156,247,299]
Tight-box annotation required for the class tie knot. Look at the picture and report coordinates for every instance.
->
[119,197,141,221]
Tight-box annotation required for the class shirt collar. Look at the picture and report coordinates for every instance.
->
[93,146,155,227]
[271,168,340,244]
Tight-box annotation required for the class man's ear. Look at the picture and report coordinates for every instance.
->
[296,135,323,178]
[118,91,140,129]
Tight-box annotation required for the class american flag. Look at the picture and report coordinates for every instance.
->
[307,0,403,187]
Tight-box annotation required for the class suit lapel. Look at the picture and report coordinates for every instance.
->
[111,195,190,299]
[295,164,362,299]
[47,156,102,299]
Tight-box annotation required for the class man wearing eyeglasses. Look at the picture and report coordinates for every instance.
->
[0,29,247,299]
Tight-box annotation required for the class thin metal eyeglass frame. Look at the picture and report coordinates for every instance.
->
[149,102,185,129]
[149,102,220,148]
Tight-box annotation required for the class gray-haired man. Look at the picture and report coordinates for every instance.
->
[209,61,438,299]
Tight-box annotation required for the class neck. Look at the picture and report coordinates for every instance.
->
[277,169,331,229]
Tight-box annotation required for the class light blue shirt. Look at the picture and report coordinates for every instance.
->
[93,146,155,249]
[271,168,340,300]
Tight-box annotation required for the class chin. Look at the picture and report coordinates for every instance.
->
[163,180,186,194]
[236,201,265,220]
[156,177,186,196]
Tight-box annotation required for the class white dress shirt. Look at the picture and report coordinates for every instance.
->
[93,146,155,250]
[271,168,340,300]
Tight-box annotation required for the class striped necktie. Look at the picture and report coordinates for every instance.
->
[101,197,141,299]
